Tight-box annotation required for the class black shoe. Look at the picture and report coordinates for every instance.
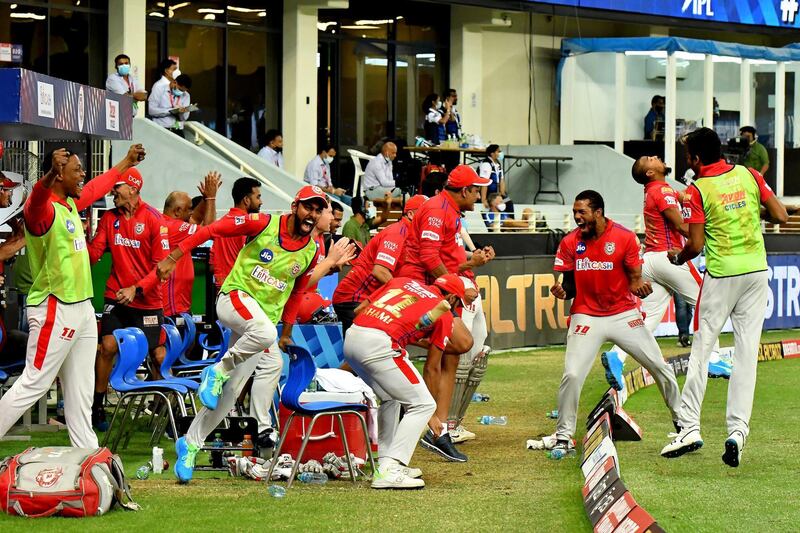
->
[256,428,276,451]
[679,334,692,348]
[673,420,683,434]
[419,430,468,462]
[92,408,109,432]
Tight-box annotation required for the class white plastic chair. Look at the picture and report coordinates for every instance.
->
[347,149,374,197]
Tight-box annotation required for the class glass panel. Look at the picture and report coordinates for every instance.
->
[226,1,269,27]
[168,22,224,130]
[783,70,799,195]
[1,4,48,74]
[339,39,388,147]
[712,58,741,143]
[50,9,91,85]
[396,46,439,144]
[145,26,164,93]
[168,1,224,22]
[752,63,777,187]
[227,28,267,150]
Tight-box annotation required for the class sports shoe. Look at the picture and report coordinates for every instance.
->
[601,351,624,391]
[174,436,200,483]
[708,359,732,379]
[450,425,476,443]
[661,426,703,458]
[678,333,692,347]
[92,408,109,432]
[722,430,745,468]
[256,428,277,451]
[198,365,230,410]
[371,465,425,489]
[402,466,423,479]
[419,430,468,462]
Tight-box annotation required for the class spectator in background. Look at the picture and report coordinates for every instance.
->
[362,141,402,201]
[739,126,769,176]
[644,95,665,140]
[479,144,507,208]
[304,144,352,206]
[330,201,344,236]
[106,54,148,118]
[482,193,537,232]
[444,88,462,139]
[341,195,391,246]
[257,129,284,168]
[422,93,451,145]
[149,73,193,136]
[149,58,177,103]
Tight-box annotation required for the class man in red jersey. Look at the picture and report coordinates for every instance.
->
[210,177,262,290]
[548,190,682,454]
[161,171,221,321]
[333,194,428,333]
[344,274,472,489]
[89,168,170,430]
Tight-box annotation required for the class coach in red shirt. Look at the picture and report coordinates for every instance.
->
[88,168,169,430]
[210,177,262,290]
[547,189,682,454]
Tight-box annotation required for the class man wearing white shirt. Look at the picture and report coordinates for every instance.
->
[257,129,284,168]
[304,144,352,206]
[148,74,193,136]
[105,54,147,118]
[363,142,402,201]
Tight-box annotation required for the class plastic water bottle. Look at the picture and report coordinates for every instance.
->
[268,485,287,498]
[152,447,164,474]
[241,435,254,457]
[477,415,507,425]
[546,409,559,419]
[135,464,151,480]
[471,393,490,402]
[297,472,328,484]
[306,378,318,393]
[211,433,224,468]
[547,448,577,460]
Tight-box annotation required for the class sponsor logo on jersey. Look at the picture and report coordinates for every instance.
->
[627,318,645,329]
[376,252,396,266]
[250,265,288,291]
[681,206,691,219]
[426,216,443,228]
[259,248,274,263]
[665,195,677,206]
[661,186,673,194]
[66,219,76,233]
[604,242,615,255]
[113,219,120,230]
[383,241,398,252]
[575,258,613,271]
[576,242,586,254]
[160,225,168,235]
[73,238,86,252]
[161,239,170,250]
[721,189,748,211]
[422,230,440,241]
[249,213,260,220]
[179,222,189,231]
[142,315,159,326]
[235,216,245,225]
[290,262,302,277]
[554,257,565,267]
[135,222,145,234]
[188,224,197,235]
[114,234,141,249]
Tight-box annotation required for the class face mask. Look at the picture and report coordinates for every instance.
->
[171,88,183,97]
[436,101,442,109]
[323,156,334,165]
[498,152,504,163]
[496,202,506,212]
[275,147,283,153]
[117,64,131,76]
[366,206,377,219]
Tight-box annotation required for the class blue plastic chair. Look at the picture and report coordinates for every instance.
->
[266,344,376,488]
[160,324,200,391]
[172,320,231,373]
[178,312,197,360]
[0,369,7,384]
[102,328,190,452]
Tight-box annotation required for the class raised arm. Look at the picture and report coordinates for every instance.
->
[77,144,146,210]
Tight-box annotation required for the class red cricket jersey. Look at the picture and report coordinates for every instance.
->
[643,181,685,252]
[333,217,410,305]
[353,277,454,350]
[397,192,471,283]
[304,233,327,292]
[684,161,774,224]
[210,207,248,289]
[88,200,169,310]
[554,220,642,317]
[161,215,199,316]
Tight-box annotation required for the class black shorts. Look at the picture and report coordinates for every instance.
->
[332,302,359,337]
[100,299,164,352]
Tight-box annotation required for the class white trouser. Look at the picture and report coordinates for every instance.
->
[344,325,435,466]
[0,297,98,448]
[460,291,488,359]
[364,186,403,200]
[679,271,768,439]
[186,290,281,446]
[556,309,681,441]
[612,251,719,362]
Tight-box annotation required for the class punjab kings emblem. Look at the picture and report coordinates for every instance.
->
[135,222,145,235]
[35,466,64,488]
[290,262,302,277]
[604,242,615,255]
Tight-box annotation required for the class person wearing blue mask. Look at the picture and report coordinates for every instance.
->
[105,54,148,118]
[478,144,507,209]
[148,72,194,136]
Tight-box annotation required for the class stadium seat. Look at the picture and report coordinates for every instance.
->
[0,369,7,384]
[266,344,375,488]
[160,324,201,391]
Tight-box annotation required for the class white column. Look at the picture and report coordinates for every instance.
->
[450,6,485,141]
[560,56,575,145]
[406,56,417,146]
[614,53,626,153]
[107,0,146,117]
[793,66,800,148]
[740,59,752,127]
[703,55,714,129]
[775,62,786,197]
[355,58,364,146]
[282,0,348,176]
[665,53,677,171]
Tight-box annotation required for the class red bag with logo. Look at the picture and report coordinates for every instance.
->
[0,446,139,518]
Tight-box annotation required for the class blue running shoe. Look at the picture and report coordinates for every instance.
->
[601,351,624,391]
[198,364,230,410]
[708,359,732,379]
[174,436,200,483]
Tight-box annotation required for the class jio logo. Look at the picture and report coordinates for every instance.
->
[66,219,76,233]
[259,248,274,263]
[576,242,586,254]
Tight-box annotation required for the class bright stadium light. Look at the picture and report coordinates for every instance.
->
[624,50,668,58]
[712,55,742,63]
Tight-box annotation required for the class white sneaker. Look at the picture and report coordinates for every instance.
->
[401,466,423,479]
[371,466,425,489]
[450,425,476,444]
[722,430,745,468]
[661,426,704,458]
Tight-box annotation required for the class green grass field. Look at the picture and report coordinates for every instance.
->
[1,330,798,532]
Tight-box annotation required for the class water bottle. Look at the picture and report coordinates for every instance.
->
[152,447,164,474]
[268,485,287,498]
[471,393,490,402]
[211,433,224,468]
[135,464,151,480]
[547,448,576,460]
[306,378,318,393]
[297,472,328,484]
[546,409,559,419]
[56,400,64,418]
[241,434,254,457]
[477,415,507,426]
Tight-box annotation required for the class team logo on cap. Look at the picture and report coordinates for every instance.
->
[576,242,586,254]
[312,186,323,195]
[259,248,274,263]
[66,219,76,233]
[605,242,615,255]
[135,222,145,235]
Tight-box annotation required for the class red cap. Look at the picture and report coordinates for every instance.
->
[0,172,20,189]
[446,164,492,188]
[115,168,143,190]
[296,292,332,324]
[403,194,428,214]
[433,273,470,300]
[294,185,329,207]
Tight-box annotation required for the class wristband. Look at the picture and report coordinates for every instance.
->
[166,254,177,263]
[204,197,215,200]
